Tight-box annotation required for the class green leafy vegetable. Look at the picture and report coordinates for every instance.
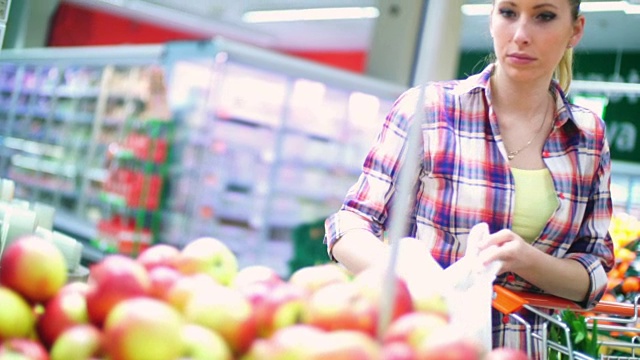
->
[548,309,600,359]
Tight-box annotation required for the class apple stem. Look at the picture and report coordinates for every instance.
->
[376,83,427,341]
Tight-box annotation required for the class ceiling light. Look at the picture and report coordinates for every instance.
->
[242,7,380,23]
[461,4,492,16]
[461,1,640,16]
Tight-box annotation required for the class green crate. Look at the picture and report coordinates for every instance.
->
[288,218,331,275]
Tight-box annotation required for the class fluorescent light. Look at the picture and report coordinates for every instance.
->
[580,1,627,12]
[461,4,492,16]
[242,7,380,23]
[462,1,640,16]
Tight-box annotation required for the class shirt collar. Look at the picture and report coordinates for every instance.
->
[456,63,580,130]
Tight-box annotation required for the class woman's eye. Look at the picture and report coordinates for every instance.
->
[498,8,516,18]
[537,12,557,22]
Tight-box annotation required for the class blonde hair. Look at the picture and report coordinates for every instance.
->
[555,48,574,93]
[554,0,581,93]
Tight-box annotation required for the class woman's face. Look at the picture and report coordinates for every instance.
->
[490,0,584,84]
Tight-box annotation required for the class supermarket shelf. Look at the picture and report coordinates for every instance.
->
[53,210,104,264]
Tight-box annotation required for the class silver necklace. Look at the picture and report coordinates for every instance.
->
[506,95,551,161]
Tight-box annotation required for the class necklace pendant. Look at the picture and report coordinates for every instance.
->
[507,152,516,160]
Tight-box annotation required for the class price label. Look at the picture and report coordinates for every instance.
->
[0,0,10,23]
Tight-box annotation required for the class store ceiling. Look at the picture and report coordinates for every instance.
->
[66,0,640,52]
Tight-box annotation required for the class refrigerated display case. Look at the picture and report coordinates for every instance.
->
[160,39,405,274]
[0,39,406,275]
[0,45,169,263]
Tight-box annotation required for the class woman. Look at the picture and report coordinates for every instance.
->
[324,0,614,355]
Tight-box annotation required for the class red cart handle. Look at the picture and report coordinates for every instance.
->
[492,285,638,318]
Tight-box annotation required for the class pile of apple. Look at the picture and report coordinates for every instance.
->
[0,234,527,360]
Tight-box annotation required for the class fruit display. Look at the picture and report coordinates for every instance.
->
[0,234,526,359]
[605,212,640,302]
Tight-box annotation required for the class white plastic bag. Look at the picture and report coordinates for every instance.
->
[395,222,502,351]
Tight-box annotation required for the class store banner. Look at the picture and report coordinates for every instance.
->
[572,52,640,164]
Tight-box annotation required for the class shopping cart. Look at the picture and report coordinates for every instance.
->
[493,285,640,360]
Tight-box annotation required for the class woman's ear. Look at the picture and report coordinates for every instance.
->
[568,15,586,49]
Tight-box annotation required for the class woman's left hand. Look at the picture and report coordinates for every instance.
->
[477,229,533,275]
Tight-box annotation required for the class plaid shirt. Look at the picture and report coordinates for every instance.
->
[324,64,614,356]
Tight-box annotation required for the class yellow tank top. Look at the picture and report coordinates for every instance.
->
[511,168,558,243]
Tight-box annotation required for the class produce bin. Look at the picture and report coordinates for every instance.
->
[287,218,330,275]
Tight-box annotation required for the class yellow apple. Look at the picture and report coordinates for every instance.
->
[0,286,36,341]
[103,297,184,360]
[176,237,238,286]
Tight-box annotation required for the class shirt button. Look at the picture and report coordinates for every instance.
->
[542,151,550,157]
[506,273,516,282]
[558,193,565,199]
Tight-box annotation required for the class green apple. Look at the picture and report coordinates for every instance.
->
[103,297,183,360]
[180,324,233,360]
[50,324,103,360]
[176,237,238,286]
[0,235,68,303]
[0,286,36,340]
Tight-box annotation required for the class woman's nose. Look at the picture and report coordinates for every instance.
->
[512,19,532,46]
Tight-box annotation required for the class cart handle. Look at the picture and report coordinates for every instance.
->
[492,285,638,318]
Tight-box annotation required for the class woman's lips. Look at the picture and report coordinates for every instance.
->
[507,53,536,65]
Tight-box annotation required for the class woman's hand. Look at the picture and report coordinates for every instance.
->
[477,229,533,275]
[476,228,591,302]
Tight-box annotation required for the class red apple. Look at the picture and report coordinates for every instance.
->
[383,311,450,351]
[85,254,151,326]
[165,273,218,313]
[288,263,350,293]
[176,237,238,286]
[147,266,182,301]
[485,347,529,360]
[382,341,417,360]
[417,334,484,360]
[0,338,49,360]
[251,282,308,338]
[180,324,233,360]
[0,286,36,341]
[352,267,414,325]
[244,325,327,360]
[49,324,103,360]
[103,297,183,360]
[232,265,284,290]
[183,283,257,355]
[0,235,68,303]
[37,282,90,348]
[136,243,180,271]
[311,330,381,359]
[302,281,377,335]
